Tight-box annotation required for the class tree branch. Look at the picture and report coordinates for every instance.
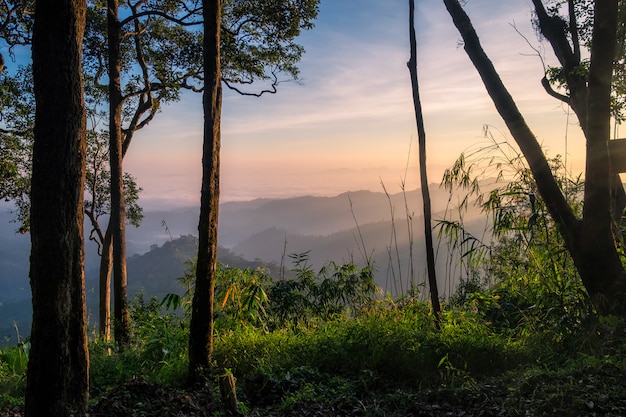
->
[532,0,588,131]
[442,0,580,249]
[119,8,201,28]
[223,79,278,97]
[541,76,570,103]
[567,0,581,63]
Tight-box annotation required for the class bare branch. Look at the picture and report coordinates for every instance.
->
[223,79,278,97]
[182,74,204,92]
[119,8,201,28]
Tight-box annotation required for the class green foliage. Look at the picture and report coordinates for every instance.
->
[267,252,379,328]
[212,300,529,413]
[542,0,626,122]
[0,1,33,52]
[0,65,33,232]
[84,129,144,230]
[4,278,626,414]
[0,341,29,406]
[221,0,319,95]
[163,253,379,331]
[217,266,271,330]
[501,351,626,416]
[90,295,189,397]
[440,129,590,332]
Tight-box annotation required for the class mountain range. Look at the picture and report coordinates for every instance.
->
[0,184,489,345]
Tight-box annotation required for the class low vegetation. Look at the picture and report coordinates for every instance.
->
[2,247,626,416]
[3,146,626,416]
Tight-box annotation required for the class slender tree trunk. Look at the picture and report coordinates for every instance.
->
[408,0,441,318]
[98,225,113,341]
[108,0,131,347]
[188,0,222,379]
[25,0,89,415]
[442,0,626,314]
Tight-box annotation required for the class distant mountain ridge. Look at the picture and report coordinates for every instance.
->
[0,184,488,345]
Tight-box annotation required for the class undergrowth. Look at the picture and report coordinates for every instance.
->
[4,139,626,414]
[3,269,626,415]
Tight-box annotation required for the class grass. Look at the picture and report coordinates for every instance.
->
[3,284,626,416]
[0,341,28,407]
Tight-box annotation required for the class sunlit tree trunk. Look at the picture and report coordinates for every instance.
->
[189,0,222,379]
[25,0,89,414]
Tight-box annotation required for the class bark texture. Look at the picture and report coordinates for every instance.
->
[25,0,89,415]
[188,0,223,378]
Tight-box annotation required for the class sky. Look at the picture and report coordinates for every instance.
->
[124,0,590,208]
[6,0,591,208]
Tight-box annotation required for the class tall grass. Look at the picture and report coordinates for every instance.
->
[0,341,29,406]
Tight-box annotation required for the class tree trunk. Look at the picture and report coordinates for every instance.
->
[579,0,625,312]
[25,0,89,415]
[188,0,222,379]
[108,0,131,347]
[98,224,113,341]
[407,0,441,318]
[442,0,626,314]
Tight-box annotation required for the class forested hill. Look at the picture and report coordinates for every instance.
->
[116,235,280,300]
[0,185,481,345]
[0,235,278,347]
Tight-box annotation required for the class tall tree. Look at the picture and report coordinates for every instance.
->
[407,0,441,318]
[93,0,202,346]
[25,0,89,414]
[188,0,319,378]
[106,0,132,348]
[442,0,626,314]
[84,128,142,343]
[188,0,222,379]
[0,63,143,342]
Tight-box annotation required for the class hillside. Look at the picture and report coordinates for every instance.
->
[0,185,488,344]
[1,235,278,346]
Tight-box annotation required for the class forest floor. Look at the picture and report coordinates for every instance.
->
[2,361,626,417]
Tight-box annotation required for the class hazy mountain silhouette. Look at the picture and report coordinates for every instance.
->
[0,184,490,345]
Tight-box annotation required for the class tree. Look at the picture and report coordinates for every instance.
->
[188,0,319,378]
[188,0,222,379]
[407,0,441,318]
[106,0,133,348]
[89,0,202,346]
[25,0,89,415]
[0,64,143,342]
[442,0,626,314]
[0,66,33,233]
[0,0,33,72]
[84,128,143,343]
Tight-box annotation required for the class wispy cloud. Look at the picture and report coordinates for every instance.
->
[126,0,587,204]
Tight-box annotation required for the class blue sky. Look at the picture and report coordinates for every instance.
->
[2,1,588,208]
[125,0,587,208]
